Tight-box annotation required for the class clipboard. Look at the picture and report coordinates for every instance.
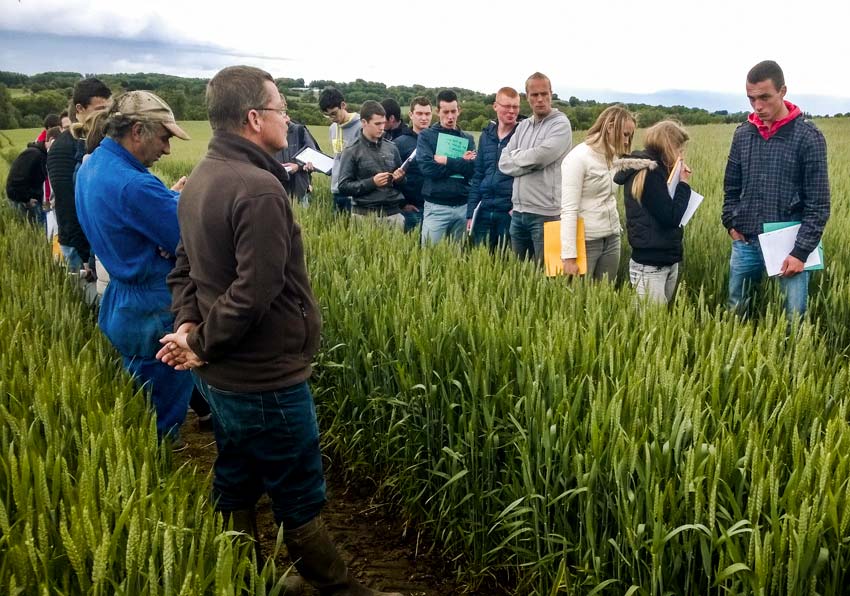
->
[667,157,682,198]
[759,221,824,276]
[293,147,334,175]
[543,218,587,277]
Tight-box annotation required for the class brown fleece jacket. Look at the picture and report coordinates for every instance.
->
[168,131,321,393]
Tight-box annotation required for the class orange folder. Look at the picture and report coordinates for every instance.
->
[543,218,586,277]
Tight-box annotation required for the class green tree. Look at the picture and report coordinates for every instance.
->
[12,90,68,120]
[0,84,21,129]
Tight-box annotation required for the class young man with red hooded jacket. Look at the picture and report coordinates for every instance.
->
[722,60,830,318]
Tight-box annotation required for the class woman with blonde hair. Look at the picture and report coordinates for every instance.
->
[613,120,692,304]
[560,104,636,280]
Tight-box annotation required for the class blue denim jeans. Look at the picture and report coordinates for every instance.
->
[402,207,423,234]
[728,239,811,318]
[471,208,511,252]
[8,199,40,224]
[195,377,327,529]
[123,356,192,439]
[510,211,559,263]
[60,244,83,272]
[333,193,351,214]
[421,202,466,244]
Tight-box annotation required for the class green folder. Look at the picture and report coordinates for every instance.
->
[762,221,824,271]
[436,132,470,179]
[436,132,469,159]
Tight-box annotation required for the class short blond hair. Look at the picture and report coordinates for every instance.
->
[524,72,551,94]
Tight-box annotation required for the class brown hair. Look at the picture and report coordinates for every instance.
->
[525,72,551,94]
[585,104,636,165]
[747,60,785,92]
[45,126,62,142]
[409,96,431,112]
[207,66,275,132]
[631,120,689,202]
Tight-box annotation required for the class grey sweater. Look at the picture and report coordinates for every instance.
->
[498,109,572,217]
[329,113,362,194]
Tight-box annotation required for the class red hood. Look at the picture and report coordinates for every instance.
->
[748,101,801,140]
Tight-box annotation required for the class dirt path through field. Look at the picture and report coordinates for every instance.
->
[178,411,508,595]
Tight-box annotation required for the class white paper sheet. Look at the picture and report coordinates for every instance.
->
[758,224,822,276]
[401,149,417,170]
[679,190,704,227]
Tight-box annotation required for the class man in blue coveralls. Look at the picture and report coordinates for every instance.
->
[76,91,193,445]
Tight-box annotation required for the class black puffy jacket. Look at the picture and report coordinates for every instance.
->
[5,142,47,202]
[46,130,90,260]
[614,149,690,266]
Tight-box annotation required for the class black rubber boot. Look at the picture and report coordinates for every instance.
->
[222,509,262,561]
[284,515,403,596]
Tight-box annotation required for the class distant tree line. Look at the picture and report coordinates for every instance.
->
[12,69,834,132]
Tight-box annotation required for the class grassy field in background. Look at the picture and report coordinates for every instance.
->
[2,117,850,593]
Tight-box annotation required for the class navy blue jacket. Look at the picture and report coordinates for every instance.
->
[395,128,423,210]
[467,121,516,218]
[416,123,475,207]
[722,115,829,261]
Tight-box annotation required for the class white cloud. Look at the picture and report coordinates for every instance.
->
[3,0,849,98]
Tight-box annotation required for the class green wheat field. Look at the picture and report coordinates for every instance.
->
[1,118,849,595]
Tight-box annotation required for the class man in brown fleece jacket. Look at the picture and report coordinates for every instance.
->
[157,65,400,596]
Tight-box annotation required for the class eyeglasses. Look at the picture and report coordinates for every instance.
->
[495,103,520,111]
[255,106,288,116]
[322,109,340,120]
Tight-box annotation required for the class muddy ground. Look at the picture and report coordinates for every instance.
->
[178,411,512,595]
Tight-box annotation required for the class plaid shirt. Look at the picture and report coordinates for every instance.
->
[722,115,829,261]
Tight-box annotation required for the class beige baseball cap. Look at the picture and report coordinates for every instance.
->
[113,91,190,140]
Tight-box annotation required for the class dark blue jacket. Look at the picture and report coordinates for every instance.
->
[395,127,423,210]
[722,115,829,261]
[467,121,516,218]
[416,123,475,207]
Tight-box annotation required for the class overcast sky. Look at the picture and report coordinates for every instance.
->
[3,0,849,107]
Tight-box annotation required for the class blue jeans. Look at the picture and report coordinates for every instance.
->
[402,207,423,234]
[333,193,351,214]
[728,239,811,318]
[60,244,83,272]
[124,356,193,439]
[421,202,466,244]
[510,211,559,263]
[471,208,511,252]
[195,377,327,529]
[8,199,40,224]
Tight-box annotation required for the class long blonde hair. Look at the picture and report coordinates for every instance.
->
[585,104,636,165]
[631,120,689,201]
